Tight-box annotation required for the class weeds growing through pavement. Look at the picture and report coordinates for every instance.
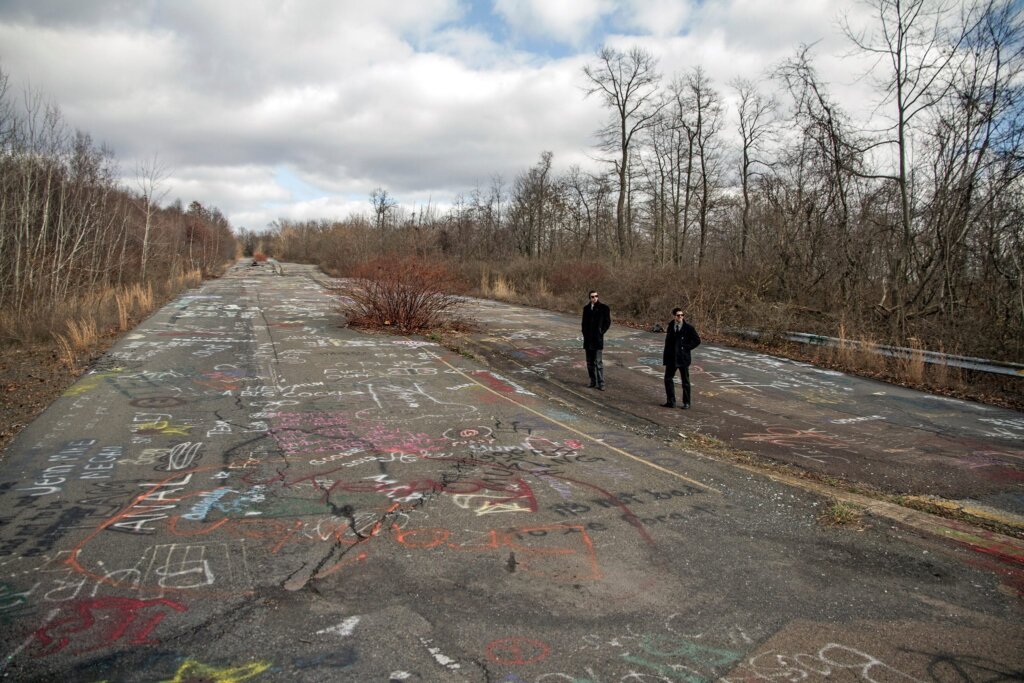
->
[819,500,864,529]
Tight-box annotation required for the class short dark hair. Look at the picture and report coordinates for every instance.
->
[589,291,598,297]
[672,307,684,316]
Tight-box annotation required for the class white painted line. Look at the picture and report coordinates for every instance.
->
[316,615,361,637]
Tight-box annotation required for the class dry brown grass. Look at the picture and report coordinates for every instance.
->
[827,326,887,375]
[169,269,202,292]
[64,317,99,350]
[53,334,78,370]
[114,283,158,331]
[0,270,200,352]
[137,282,156,309]
[486,274,518,301]
[115,291,131,331]
[897,338,927,385]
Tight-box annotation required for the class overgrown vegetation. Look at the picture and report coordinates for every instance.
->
[340,257,468,334]
[0,66,236,350]
[246,0,1021,406]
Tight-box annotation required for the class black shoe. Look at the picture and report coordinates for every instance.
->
[588,383,597,388]
[598,385,605,391]
[682,403,691,409]
[661,402,675,408]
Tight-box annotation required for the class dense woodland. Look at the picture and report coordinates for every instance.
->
[0,66,236,344]
[253,0,1023,363]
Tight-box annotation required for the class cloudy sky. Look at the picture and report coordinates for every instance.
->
[0,0,878,231]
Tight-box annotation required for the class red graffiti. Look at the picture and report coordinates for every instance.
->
[32,597,187,656]
[486,637,551,665]
[470,370,517,393]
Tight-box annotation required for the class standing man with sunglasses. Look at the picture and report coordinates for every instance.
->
[662,307,700,408]
[581,290,611,390]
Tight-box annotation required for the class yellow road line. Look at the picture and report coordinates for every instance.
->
[431,351,720,494]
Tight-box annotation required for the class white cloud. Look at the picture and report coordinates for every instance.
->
[494,0,615,45]
[424,27,511,66]
[0,0,890,231]
[232,196,371,231]
[620,0,691,37]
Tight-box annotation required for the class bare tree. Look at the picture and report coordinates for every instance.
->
[370,187,398,253]
[842,0,978,332]
[370,187,397,232]
[730,77,778,261]
[913,0,1024,344]
[774,46,869,307]
[665,76,699,267]
[684,67,724,273]
[135,153,169,280]
[508,151,557,256]
[583,46,665,257]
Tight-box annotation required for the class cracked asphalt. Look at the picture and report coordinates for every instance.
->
[0,261,1021,682]
[450,297,1024,527]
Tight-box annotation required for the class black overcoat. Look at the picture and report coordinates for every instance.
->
[581,302,611,350]
[662,319,701,367]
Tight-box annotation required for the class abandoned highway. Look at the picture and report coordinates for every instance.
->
[0,261,1021,682]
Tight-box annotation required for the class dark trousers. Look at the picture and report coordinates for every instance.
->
[664,364,690,405]
[585,349,604,387]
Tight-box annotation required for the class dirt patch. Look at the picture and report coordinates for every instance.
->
[0,341,102,460]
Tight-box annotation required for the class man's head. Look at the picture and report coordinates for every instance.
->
[672,307,684,320]
[589,291,599,302]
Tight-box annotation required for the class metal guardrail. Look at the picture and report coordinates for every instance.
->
[731,330,1024,378]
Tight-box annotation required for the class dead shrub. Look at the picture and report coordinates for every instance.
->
[547,261,610,297]
[342,257,466,334]
[499,259,553,303]
[683,286,727,337]
[604,263,680,322]
[253,252,269,262]
[738,295,799,343]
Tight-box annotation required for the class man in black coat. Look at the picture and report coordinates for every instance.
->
[662,307,700,408]
[581,290,611,390]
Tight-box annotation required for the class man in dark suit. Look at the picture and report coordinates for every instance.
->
[581,290,611,390]
[662,307,700,408]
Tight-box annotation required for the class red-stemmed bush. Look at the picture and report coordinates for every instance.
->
[341,257,465,334]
